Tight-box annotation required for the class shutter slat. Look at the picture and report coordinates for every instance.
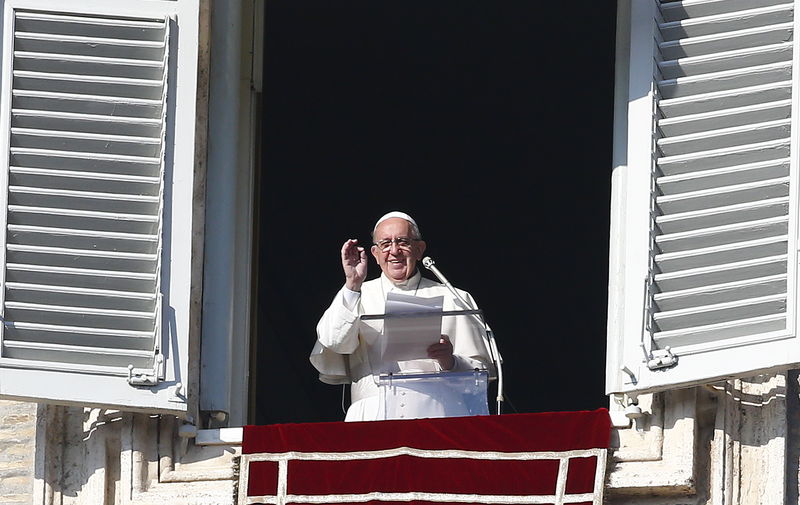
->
[13,70,163,87]
[9,186,159,202]
[5,321,154,338]
[654,255,787,291]
[655,235,787,270]
[12,109,161,124]
[13,89,162,109]
[11,147,160,164]
[655,197,789,234]
[14,51,163,67]
[13,57,164,82]
[14,41,165,61]
[657,118,790,156]
[658,22,793,60]
[655,216,788,253]
[654,274,787,311]
[3,341,153,368]
[6,262,155,279]
[652,314,786,349]
[10,135,161,158]
[5,283,156,312]
[9,174,157,198]
[657,158,789,193]
[6,263,157,293]
[659,82,793,117]
[12,109,162,137]
[660,0,791,22]
[658,61,792,99]
[6,244,157,261]
[14,32,166,49]
[8,205,158,221]
[3,340,152,358]
[657,138,790,175]
[7,282,154,299]
[655,195,789,218]
[659,43,792,81]
[12,74,163,101]
[8,224,158,241]
[5,301,153,318]
[658,100,791,136]
[9,198,158,216]
[15,11,166,30]
[10,167,160,184]
[658,4,793,39]
[653,293,786,330]
[656,176,789,209]
[8,231,157,255]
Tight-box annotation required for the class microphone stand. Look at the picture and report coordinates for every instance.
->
[422,256,504,414]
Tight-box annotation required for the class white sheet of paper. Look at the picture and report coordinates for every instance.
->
[380,292,444,364]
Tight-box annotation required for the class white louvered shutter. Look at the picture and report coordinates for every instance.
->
[607,0,800,395]
[0,0,199,413]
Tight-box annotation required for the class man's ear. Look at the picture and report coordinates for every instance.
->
[415,240,427,259]
[370,244,380,263]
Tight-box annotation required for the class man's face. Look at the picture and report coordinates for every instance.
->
[371,218,426,283]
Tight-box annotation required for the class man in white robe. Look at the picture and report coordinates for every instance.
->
[310,211,492,421]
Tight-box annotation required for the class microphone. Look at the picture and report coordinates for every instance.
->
[422,256,505,413]
[422,257,457,296]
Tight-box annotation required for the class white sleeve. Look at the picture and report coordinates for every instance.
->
[451,354,487,371]
[449,289,494,373]
[315,286,361,354]
[341,286,360,311]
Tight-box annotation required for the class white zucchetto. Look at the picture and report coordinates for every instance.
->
[373,211,419,233]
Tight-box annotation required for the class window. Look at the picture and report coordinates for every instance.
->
[607,0,800,395]
[0,0,200,413]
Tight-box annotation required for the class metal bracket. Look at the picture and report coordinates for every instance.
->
[168,382,186,403]
[647,346,678,370]
[620,365,638,385]
[127,354,165,386]
[610,393,645,428]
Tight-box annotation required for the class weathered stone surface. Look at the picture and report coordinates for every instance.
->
[0,401,36,505]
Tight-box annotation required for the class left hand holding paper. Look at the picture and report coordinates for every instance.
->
[427,334,455,370]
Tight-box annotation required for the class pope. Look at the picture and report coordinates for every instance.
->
[310,211,493,421]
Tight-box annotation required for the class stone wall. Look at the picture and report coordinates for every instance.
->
[0,400,36,505]
[607,374,791,505]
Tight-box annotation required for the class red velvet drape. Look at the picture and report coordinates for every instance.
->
[242,409,610,504]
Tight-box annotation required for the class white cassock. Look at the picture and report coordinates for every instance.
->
[310,270,493,421]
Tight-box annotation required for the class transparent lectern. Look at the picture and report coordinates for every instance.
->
[377,370,489,420]
[361,305,491,421]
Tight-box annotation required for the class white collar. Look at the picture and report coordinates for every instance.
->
[380,270,422,292]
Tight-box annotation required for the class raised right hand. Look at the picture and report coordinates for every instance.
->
[341,239,368,291]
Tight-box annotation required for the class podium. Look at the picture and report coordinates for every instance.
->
[377,370,489,420]
[361,306,491,420]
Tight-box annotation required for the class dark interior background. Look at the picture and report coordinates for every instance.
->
[254,1,617,424]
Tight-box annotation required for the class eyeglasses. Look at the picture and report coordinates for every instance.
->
[373,237,419,251]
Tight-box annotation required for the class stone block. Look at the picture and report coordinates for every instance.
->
[0,401,35,505]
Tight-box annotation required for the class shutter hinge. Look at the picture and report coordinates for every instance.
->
[127,353,165,386]
[647,346,678,370]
